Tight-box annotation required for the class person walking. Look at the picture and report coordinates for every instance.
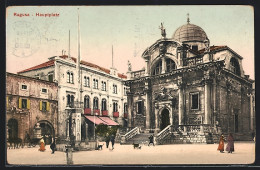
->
[105,133,110,149]
[39,137,46,152]
[50,138,56,154]
[110,134,115,150]
[226,133,234,153]
[217,134,225,153]
[148,134,155,146]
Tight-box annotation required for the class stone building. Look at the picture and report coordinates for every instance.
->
[6,72,58,144]
[18,55,128,144]
[124,18,254,143]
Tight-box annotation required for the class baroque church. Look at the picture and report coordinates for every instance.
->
[124,17,254,144]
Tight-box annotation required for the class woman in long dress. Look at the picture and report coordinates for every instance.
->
[217,134,225,153]
[39,137,46,152]
[226,133,234,153]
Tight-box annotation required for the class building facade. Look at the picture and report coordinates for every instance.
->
[6,72,58,144]
[18,55,128,143]
[125,19,254,142]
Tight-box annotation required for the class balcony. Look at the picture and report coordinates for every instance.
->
[102,110,108,116]
[94,109,100,116]
[113,112,119,118]
[84,108,91,115]
[124,113,128,118]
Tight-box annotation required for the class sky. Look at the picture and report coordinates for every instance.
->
[6,5,254,79]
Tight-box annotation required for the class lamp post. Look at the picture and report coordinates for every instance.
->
[65,106,75,165]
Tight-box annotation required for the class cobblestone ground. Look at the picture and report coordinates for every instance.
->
[6,141,255,166]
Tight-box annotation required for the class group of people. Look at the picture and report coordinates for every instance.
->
[217,133,234,153]
[105,133,115,150]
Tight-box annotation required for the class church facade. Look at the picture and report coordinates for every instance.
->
[125,19,254,142]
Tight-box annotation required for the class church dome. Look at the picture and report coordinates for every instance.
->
[172,22,208,43]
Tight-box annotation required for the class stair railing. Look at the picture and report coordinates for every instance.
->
[120,127,140,144]
[155,125,172,144]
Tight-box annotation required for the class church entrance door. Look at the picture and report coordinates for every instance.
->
[160,108,170,130]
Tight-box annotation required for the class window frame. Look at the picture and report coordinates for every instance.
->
[190,92,200,110]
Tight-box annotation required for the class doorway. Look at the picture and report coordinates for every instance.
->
[160,108,170,130]
[8,119,18,139]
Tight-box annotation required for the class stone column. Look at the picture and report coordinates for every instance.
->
[145,59,149,76]
[145,90,151,131]
[127,93,133,128]
[250,93,254,131]
[204,80,211,124]
[154,106,160,133]
[161,57,166,74]
[178,87,184,125]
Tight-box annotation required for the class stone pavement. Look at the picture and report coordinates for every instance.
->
[6,141,255,166]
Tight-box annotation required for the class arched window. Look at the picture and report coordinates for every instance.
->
[152,59,162,75]
[70,73,74,83]
[166,58,176,73]
[67,72,70,83]
[101,99,107,111]
[67,94,74,107]
[93,97,99,110]
[124,103,128,113]
[230,58,241,76]
[113,102,118,112]
[84,95,90,108]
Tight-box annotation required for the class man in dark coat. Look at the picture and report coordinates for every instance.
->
[148,135,154,146]
[105,133,110,149]
[110,134,115,150]
[50,139,56,154]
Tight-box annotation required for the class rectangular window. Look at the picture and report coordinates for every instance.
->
[191,93,199,110]
[22,99,27,109]
[21,85,27,90]
[41,88,47,93]
[48,74,53,82]
[42,101,47,111]
[137,101,143,114]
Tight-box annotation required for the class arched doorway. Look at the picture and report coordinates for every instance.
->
[35,121,54,145]
[8,119,18,139]
[160,108,170,130]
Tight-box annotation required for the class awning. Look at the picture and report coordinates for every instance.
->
[84,115,107,125]
[99,116,119,126]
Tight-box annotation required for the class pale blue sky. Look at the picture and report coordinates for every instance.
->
[6,5,254,79]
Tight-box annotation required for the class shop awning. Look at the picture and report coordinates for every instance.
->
[99,116,119,126]
[84,115,107,125]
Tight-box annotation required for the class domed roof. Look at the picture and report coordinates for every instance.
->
[172,23,208,43]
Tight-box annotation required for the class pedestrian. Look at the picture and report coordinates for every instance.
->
[39,136,46,152]
[217,134,225,153]
[25,131,30,147]
[226,133,234,153]
[105,133,110,149]
[50,138,56,154]
[148,134,154,146]
[110,134,115,150]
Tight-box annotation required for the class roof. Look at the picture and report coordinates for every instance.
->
[18,55,127,79]
[172,23,208,42]
[17,60,55,74]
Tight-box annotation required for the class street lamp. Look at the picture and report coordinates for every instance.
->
[65,106,75,165]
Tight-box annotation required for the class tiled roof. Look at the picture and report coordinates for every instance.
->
[17,60,55,73]
[18,55,127,79]
[198,45,227,54]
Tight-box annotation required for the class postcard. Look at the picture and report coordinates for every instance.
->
[5,5,255,166]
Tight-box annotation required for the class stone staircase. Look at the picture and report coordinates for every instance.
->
[123,133,153,145]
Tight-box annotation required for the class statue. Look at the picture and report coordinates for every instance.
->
[159,23,166,39]
[127,60,132,72]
